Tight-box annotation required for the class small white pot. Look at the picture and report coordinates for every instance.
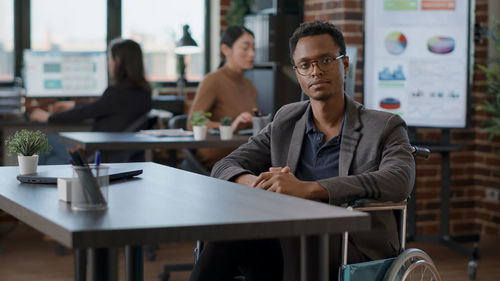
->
[18,154,39,175]
[219,125,233,140]
[193,125,207,140]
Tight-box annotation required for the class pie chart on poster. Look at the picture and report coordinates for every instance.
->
[385,32,407,55]
[427,36,455,54]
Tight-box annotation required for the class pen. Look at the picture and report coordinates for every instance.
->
[95,150,101,166]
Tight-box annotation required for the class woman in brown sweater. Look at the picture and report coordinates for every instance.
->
[187,26,258,169]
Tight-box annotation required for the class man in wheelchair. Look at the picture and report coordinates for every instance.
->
[189,21,416,281]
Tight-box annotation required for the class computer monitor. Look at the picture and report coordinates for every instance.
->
[244,64,276,116]
[23,50,108,98]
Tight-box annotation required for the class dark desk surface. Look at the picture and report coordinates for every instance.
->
[59,131,249,150]
[0,162,370,249]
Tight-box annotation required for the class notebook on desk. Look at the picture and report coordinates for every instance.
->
[17,166,143,184]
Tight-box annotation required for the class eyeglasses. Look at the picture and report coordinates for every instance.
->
[293,55,345,76]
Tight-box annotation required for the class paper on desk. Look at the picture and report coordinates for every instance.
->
[138,129,194,137]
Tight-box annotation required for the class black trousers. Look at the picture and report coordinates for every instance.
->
[189,236,370,281]
[189,239,284,281]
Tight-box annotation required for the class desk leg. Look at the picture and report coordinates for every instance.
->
[300,234,329,281]
[125,245,144,281]
[74,248,86,281]
[168,149,177,167]
[89,248,118,281]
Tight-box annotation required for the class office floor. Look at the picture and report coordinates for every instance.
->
[0,223,499,281]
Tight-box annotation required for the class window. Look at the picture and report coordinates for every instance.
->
[0,0,14,81]
[30,0,106,51]
[122,0,205,82]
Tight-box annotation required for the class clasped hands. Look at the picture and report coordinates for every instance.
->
[236,166,328,200]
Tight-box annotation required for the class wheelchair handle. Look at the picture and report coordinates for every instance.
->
[411,145,431,159]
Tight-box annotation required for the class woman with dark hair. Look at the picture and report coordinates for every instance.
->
[187,25,258,169]
[30,38,152,163]
[30,38,152,131]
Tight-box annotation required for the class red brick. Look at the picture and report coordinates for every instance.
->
[417,213,438,222]
[476,210,491,221]
[305,3,323,11]
[422,224,440,235]
[416,190,439,200]
[451,200,475,209]
[424,202,441,210]
[451,154,474,164]
[484,225,499,236]
[451,178,475,186]
[452,222,481,234]
[483,201,500,212]
[325,2,341,10]
[345,1,362,9]
[450,211,465,220]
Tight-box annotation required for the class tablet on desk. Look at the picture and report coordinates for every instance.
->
[17,166,143,184]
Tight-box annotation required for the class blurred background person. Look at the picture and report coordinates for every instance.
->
[187,25,257,170]
[30,38,152,163]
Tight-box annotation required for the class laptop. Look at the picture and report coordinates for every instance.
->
[17,165,143,184]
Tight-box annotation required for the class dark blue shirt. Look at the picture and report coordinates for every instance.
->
[295,105,344,181]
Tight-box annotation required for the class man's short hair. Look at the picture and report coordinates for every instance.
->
[289,21,346,64]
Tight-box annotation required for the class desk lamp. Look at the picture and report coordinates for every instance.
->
[174,25,200,98]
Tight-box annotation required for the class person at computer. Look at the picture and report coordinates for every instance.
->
[29,38,152,163]
[189,21,416,281]
[30,38,151,131]
[186,25,258,169]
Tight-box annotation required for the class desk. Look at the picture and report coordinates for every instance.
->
[58,131,249,151]
[0,162,370,281]
[0,119,91,165]
[59,131,249,166]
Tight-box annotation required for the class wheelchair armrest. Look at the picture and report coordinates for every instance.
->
[349,199,407,212]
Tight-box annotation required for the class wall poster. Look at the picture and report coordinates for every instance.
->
[364,0,473,128]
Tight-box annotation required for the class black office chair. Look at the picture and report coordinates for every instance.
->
[167,114,210,175]
[100,111,159,163]
[158,114,208,281]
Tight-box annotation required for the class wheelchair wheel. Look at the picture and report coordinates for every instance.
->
[384,248,441,281]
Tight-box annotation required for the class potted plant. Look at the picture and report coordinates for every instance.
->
[5,129,52,175]
[226,0,254,26]
[190,111,212,140]
[219,116,233,140]
[477,19,500,147]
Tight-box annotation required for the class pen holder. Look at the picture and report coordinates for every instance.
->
[71,165,109,211]
[252,115,271,136]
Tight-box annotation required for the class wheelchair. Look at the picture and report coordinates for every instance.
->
[159,146,441,281]
[340,145,441,281]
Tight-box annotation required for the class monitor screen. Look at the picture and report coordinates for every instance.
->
[23,50,108,97]
[244,65,276,116]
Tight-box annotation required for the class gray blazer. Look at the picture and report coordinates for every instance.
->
[212,95,415,262]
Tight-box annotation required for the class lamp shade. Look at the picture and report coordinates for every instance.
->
[175,25,200,55]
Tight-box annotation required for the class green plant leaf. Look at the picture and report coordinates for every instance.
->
[5,129,52,156]
[190,111,212,126]
[476,19,500,145]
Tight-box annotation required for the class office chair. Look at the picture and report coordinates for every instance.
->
[157,114,209,281]
[167,114,210,175]
[101,110,160,163]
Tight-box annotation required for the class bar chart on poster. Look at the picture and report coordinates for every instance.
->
[364,0,472,128]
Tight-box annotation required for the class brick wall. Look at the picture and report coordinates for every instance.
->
[304,0,500,238]
[220,0,231,30]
